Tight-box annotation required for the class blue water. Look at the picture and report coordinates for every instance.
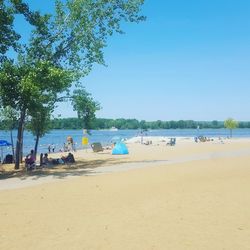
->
[1,128,250,156]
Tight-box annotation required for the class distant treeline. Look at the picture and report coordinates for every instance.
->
[49,118,250,130]
[1,118,250,130]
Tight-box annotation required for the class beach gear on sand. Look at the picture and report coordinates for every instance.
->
[112,142,129,155]
[166,138,176,146]
[91,143,104,152]
[0,140,12,163]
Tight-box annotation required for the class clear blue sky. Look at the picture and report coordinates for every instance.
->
[16,1,250,121]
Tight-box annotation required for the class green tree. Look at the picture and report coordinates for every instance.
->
[224,118,238,138]
[177,120,185,129]
[26,106,51,158]
[71,87,100,131]
[212,120,219,128]
[1,0,145,168]
[140,120,148,130]
[169,120,177,129]
[0,59,73,168]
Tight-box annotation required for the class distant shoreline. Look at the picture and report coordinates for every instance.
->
[1,117,250,130]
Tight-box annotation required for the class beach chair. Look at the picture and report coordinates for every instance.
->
[91,142,104,152]
[167,138,176,146]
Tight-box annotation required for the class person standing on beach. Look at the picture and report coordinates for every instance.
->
[52,144,55,153]
[140,130,144,144]
[48,144,51,153]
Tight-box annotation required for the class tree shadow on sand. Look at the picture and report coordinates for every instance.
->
[0,157,149,181]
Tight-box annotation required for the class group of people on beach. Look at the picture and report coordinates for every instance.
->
[48,144,55,153]
[60,142,76,152]
[61,136,76,152]
[39,152,75,166]
[25,149,75,170]
[24,137,77,170]
[194,136,214,143]
[47,137,77,154]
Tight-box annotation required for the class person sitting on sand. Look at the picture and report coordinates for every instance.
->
[61,153,75,163]
[25,150,35,165]
[43,153,65,166]
[25,150,36,170]
[42,153,52,166]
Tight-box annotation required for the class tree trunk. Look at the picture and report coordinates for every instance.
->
[34,134,39,160]
[15,109,26,169]
[20,123,24,163]
[230,129,232,138]
[10,130,15,162]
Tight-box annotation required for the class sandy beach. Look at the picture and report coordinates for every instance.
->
[1,137,250,249]
[2,0,250,249]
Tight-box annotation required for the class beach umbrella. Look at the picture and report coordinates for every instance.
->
[0,140,12,162]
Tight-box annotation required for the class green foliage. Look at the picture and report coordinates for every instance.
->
[224,118,238,130]
[0,57,73,168]
[0,0,19,58]
[71,87,101,130]
[52,0,145,72]
[224,118,238,137]
[26,105,52,157]
[1,0,145,113]
[40,118,233,130]
[238,121,250,128]
[0,0,43,61]
[0,106,18,130]
[22,0,146,75]
[0,59,73,112]
[1,117,250,130]
[26,107,51,138]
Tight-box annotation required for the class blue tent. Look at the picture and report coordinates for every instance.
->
[0,140,12,147]
[112,142,129,155]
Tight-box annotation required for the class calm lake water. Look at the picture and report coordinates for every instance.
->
[1,128,250,156]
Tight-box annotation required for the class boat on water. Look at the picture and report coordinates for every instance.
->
[109,127,118,131]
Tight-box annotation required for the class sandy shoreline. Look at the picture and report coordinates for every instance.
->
[1,137,250,191]
[1,137,250,249]
[1,144,250,191]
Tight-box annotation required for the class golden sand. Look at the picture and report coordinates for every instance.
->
[0,138,250,249]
